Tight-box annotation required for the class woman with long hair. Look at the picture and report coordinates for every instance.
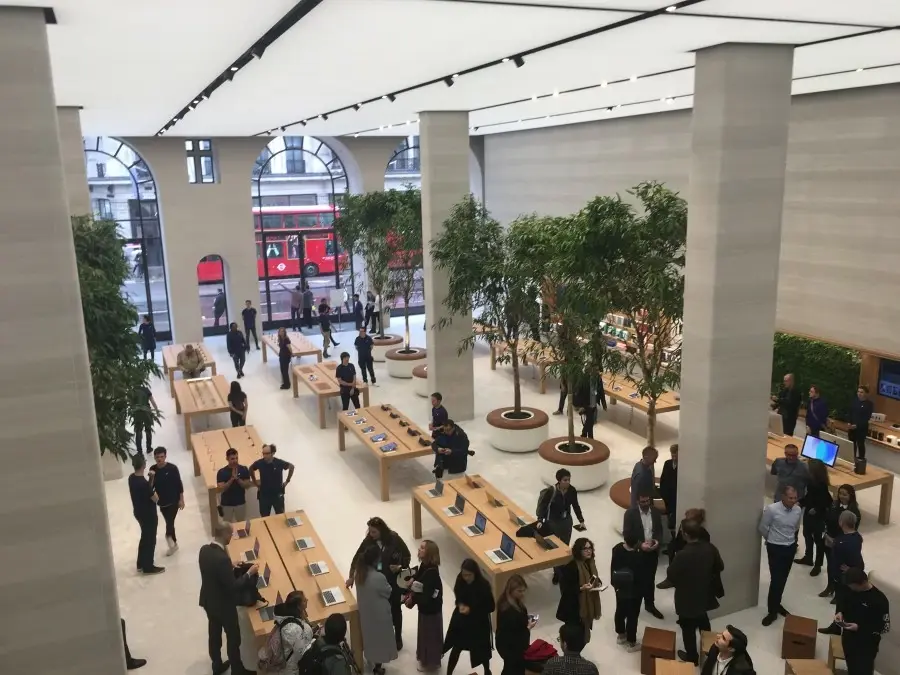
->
[354,546,398,674]
[227,380,248,427]
[795,458,832,576]
[556,537,602,644]
[277,326,292,390]
[495,575,533,675]
[267,590,315,674]
[443,559,495,675]
[820,484,861,597]
[408,540,444,672]
[667,507,709,562]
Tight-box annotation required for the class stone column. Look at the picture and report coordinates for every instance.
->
[678,43,794,614]
[0,6,125,673]
[57,106,91,216]
[420,112,474,420]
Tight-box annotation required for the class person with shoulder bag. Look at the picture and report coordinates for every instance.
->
[536,469,586,585]
[611,533,644,652]
[258,591,315,674]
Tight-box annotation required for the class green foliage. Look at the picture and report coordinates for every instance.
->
[385,186,423,350]
[72,215,162,461]
[771,333,860,421]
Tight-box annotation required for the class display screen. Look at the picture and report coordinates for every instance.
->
[801,435,839,467]
[878,359,900,401]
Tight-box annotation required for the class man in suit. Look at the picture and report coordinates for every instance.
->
[664,520,725,665]
[700,625,755,675]
[772,373,802,436]
[659,443,678,533]
[199,521,258,675]
[623,490,665,620]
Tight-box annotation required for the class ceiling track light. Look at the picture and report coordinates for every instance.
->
[513,55,525,68]
[443,76,455,87]
[224,70,235,82]
[452,73,460,79]
[601,81,608,88]
[251,46,265,59]
[665,4,678,11]
[321,113,328,121]
[630,75,638,82]
[473,126,480,131]
[552,89,560,97]
[201,94,209,101]
[501,57,510,63]
[856,67,865,72]
[300,120,307,126]
[354,133,359,138]
[353,103,361,111]
[279,126,287,132]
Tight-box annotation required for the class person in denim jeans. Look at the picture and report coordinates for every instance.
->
[250,444,294,516]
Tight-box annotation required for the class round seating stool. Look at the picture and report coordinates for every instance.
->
[412,364,428,397]
[538,437,609,491]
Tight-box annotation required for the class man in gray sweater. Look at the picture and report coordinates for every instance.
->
[770,443,809,501]
[631,446,659,508]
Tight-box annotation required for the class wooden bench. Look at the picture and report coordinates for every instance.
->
[162,343,216,397]
[655,660,694,675]
[292,361,370,428]
[338,404,434,501]
[173,375,230,441]
[261,331,322,365]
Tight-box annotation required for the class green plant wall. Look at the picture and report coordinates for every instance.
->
[771,332,861,422]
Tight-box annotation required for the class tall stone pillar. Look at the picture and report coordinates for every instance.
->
[0,6,125,673]
[420,112,474,420]
[678,43,794,614]
[57,106,91,216]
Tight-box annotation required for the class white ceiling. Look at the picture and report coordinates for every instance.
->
[12,0,900,136]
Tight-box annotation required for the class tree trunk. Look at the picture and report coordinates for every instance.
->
[647,398,657,447]
[377,296,385,339]
[566,385,575,450]
[511,342,521,413]
[403,303,411,351]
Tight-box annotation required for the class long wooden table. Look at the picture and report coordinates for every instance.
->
[411,475,571,609]
[338,404,433,501]
[162,343,216,397]
[191,426,264,534]
[226,512,364,671]
[174,375,231,441]
[604,374,681,416]
[766,434,894,524]
[261,332,322,364]
[293,361,370,428]
[492,338,558,394]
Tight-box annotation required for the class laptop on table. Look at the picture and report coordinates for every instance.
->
[258,591,283,622]
[321,587,345,607]
[295,536,315,551]
[463,511,487,537]
[309,560,330,576]
[243,538,261,562]
[426,479,444,498]
[508,508,528,528]
[256,563,271,589]
[534,532,558,550]
[236,519,252,538]
[285,513,302,528]
[443,493,466,517]
[486,533,516,564]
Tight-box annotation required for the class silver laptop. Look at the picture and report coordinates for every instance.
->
[256,563,271,589]
[443,493,466,517]
[426,479,444,498]
[285,513,302,528]
[321,587,345,607]
[244,538,261,562]
[463,511,487,537]
[295,537,315,551]
[486,533,516,564]
[309,560,329,576]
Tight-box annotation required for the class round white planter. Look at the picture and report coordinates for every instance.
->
[486,408,549,453]
[385,347,427,379]
[413,364,428,397]
[538,438,610,491]
[372,335,403,362]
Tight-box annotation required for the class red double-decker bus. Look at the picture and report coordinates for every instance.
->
[197,205,348,282]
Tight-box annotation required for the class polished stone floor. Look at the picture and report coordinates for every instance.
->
[106,320,894,674]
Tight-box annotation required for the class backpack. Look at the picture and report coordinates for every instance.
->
[536,485,556,521]
[258,617,303,672]
[296,640,355,675]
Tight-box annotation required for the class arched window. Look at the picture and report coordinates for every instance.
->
[384,136,424,314]
[251,137,351,327]
[83,136,171,339]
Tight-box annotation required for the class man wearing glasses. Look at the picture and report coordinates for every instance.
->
[249,444,294,516]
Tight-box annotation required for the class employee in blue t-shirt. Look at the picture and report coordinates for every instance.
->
[429,392,448,437]
[215,448,252,523]
[354,327,376,385]
[335,352,361,411]
[249,444,295,516]
[805,385,830,438]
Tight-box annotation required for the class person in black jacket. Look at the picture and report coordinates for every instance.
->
[664,520,725,665]
[129,454,164,575]
[666,507,710,564]
[433,420,470,479]
[276,327,292,390]
[849,385,875,460]
[335,352,361,411]
[556,538,603,644]
[659,444,678,532]
[611,533,645,652]
[820,484,862,598]
[835,568,891,675]
[572,374,597,438]
[771,373,802,436]
[226,323,247,378]
[138,314,156,360]
[212,288,226,327]
[496,575,534,675]
[408,540,444,672]
[794,458,832,576]
[444,558,495,675]
[352,293,364,329]
[199,521,258,675]
[149,447,184,557]
[346,516,412,650]
[241,300,259,350]
[700,626,756,675]
[622,491,664,619]
[537,469,586,584]
[354,327,376,385]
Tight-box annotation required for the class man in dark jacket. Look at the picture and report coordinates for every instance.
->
[199,522,258,675]
[354,327,376,386]
[700,625,755,675]
[352,293,364,329]
[572,374,597,439]
[226,322,247,378]
[433,420,470,479]
[772,373,802,436]
[241,300,259,350]
[538,469,586,585]
[849,385,875,460]
[659,444,678,532]
[212,288,226,327]
[665,520,725,665]
[623,491,665,619]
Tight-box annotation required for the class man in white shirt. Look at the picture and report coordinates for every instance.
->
[623,491,664,619]
[759,486,802,626]
[699,625,755,675]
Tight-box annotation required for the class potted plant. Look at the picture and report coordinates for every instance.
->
[431,196,548,451]
[72,216,162,479]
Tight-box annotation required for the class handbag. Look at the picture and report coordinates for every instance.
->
[611,568,634,590]
[234,562,266,607]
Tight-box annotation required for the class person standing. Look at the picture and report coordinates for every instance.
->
[553,380,568,416]
[759,486,802,626]
[121,618,148,670]
[537,469,586,584]
[699,626,755,675]
[149,447,184,556]
[319,301,337,358]
[281,283,303,332]
[572,375,597,439]
[133,381,159,455]
[666,507,711,564]
[212,288,226,327]
[611,533,644,653]
[277,326,292,390]
[849,385,875,461]
[659,444,678,534]
[836,568,890,675]
[355,327,376,386]
[241,300,259,350]
[129,454,164,575]
[226,323,248,378]
[408,540,444,673]
[542,624,599,675]
[138,314,156,360]
[315,614,355,675]
[820,484,861,598]
[352,293,364,330]
[794,458,831,576]
[623,491,664,619]
[335,352,361,411]
[429,392,449,436]
[249,444,294,516]
[831,511,865,606]
[630,446,658,508]
[495,575,534,675]
[770,443,810,501]
[772,373,802,436]
[805,385,830,438]
[216,448,252,522]
[665,520,724,664]
[444,559,495,675]
[227,381,248,427]
[355,545,399,675]
[364,291,376,333]
[369,292,381,334]
[302,283,314,329]
[199,521,258,675]
[432,420,470,481]
[555,538,603,644]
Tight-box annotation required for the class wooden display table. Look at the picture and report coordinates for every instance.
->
[492,339,558,394]
[784,659,831,675]
[227,512,364,671]
[766,434,894,524]
[655,660,694,675]
[293,361,370,428]
[174,375,230,441]
[261,332,322,364]
[162,343,216,397]
[604,375,680,416]
[338,404,433,501]
[411,475,570,616]
[191,426,264,534]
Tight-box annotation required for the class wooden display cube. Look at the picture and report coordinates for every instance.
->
[641,626,676,675]
[781,614,818,659]
[698,630,717,666]
[784,659,832,675]
[827,634,845,672]
[655,659,695,675]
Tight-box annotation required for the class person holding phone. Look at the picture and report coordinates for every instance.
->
[335,352,361,411]
[276,327,292,390]
[623,490,665,620]
[129,454,164,575]
[537,469,586,585]
[611,533,644,653]
[215,448,251,523]
[555,538,603,644]
[831,568,890,675]
[443,559,495,675]
[406,540,444,673]
[226,381,248,427]
[496,575,534,675]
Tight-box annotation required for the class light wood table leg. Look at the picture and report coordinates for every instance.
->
[211,363,217,376]
[411,495,422,539]
[184,414,192,444]
[208,488,219,536]
[347,610,365,672]
[318,398,326,429]
[192,444,201,477]
[879,479,893,525]
[380,461,390,502]
[539,365,547,394]
[261,340,268,363]
[490,345,497,370]
[169,369,176,398]
[362,388,370,407]
[490,571,507,628]
[316,350,323,363]
[338,421,346,451]
[291,369,299,398]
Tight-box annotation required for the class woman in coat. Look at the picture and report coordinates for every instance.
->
[346,517,412,650]
[443,559,495,675]
[355,545,398,674]
[407,539,444,672]
[555,537,602,644]
[794,458,832,576]
[820,483,862,597]
[495,575,533,675]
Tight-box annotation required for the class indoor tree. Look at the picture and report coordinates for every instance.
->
[384,186,424,351]
[430,195,542,417]
[72,215,162,461]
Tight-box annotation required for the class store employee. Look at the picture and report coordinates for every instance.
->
[335,352,361,411]
[429,392,448,437]
[216,448,251,523]
[250,444,294,516]
[849,385,875,460]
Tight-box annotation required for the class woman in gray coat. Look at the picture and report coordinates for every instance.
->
[355,545,399,674]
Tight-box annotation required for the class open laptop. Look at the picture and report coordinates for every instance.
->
[285,513,302,528]
[426,479,444,498]
[443,492,466,517]
[485,491,504,508]
[534,532,558,550]
[236,519,252,538]
[309,560,330,576]
[321,587,345,607]
[486,533,516,564]
[295,536,315,551]
[256,563,271,589]
[258,591,283,622]
[243,538,261,562]
[508,508,528,528]
[463,511,487,537]
[465,475,482,489]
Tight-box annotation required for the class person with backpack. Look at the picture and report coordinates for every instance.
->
[310,613,356,675]
[258,590,315,674]
[353,545,398,674]
[536,469,586,584]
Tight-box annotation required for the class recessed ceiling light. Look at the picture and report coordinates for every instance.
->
[666,98,674,105]
[501,57,509,63]
[601,81,607,88]
[405,120,411,125]
[665,5,677,11]
[531,94,538,101]
[856,67,865,72]
[354,133,359,138]
[230,66,239,71]
[513,55,525,68]
[552,89,559,97]
[630,75,638,82]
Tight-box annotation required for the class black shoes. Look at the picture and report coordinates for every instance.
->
[677,650,698,665]
[280,384,290,390]
[818,585,835,598]
[794,556,813,566]
[141,566,165,575]
[396,636,403,650]
[762,613,778,626]
[819,623,841,635]
[126,658,147,670]
[810,566,821,577]
[646,606,665,620]
[778,606,789,617]
[212,661,230,675]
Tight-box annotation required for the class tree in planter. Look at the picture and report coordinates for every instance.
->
[430,195,542,417]
[384,186,423,352]
[72,215,162,461]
